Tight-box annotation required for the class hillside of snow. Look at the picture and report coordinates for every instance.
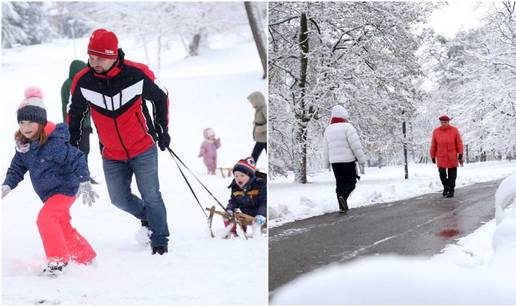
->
[1,35,267,305]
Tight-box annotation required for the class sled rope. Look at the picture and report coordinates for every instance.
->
[168,148,208,218]
[167,147,229,214]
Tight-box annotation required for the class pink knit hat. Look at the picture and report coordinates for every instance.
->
[17,86,46,124]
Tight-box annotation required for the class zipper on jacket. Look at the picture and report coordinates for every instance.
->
[104,95,130,159]
[135,112,147,134]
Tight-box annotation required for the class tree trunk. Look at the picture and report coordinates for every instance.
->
[244,2,267,79]
[402,119,408,179]
[294,12,309,184]
[189,33,202,56]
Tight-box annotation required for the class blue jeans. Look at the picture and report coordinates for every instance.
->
[103,146,169,247]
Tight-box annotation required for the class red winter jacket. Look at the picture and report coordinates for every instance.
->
[67,51,169,160]
[430,125,463,168]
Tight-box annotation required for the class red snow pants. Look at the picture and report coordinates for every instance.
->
[223,220,247,235]
[37,194,96,264]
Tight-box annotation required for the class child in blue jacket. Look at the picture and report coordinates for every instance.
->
[225,157,267,236]
[2,87,98,276]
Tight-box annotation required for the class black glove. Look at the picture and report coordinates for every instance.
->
[431,157,436,164]
[157,132,171,151]
[458,154,463,161]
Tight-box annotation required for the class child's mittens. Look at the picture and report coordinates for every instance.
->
[77,181,99,206]
[15,140,30,153]
[1,185,11,199]
[255,215,266,226]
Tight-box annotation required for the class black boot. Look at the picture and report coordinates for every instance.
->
[442,184,449,197]
[152,245,168,255]
[446,188,454,198]
[42,262,68,277]
[338,196,349,213]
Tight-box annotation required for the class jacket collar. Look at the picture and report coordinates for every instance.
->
[330,117,347,124]
[44,121,56,136]
[91,60,122,79]
[90,48,125,79]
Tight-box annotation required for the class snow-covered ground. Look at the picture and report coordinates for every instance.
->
[270,161,516,227]
[1,34,267,304]
[271,175,516,304]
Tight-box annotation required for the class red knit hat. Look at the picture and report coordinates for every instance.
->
[438,115,451,121]
[233,157,256,177]
[87,29,118,59]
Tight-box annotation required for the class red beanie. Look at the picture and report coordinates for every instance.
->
[438,115,451,121]
[233,157,256,177]
[87,29,118,59]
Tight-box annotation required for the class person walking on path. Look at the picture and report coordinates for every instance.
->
[67,28,171,255]
[247,91,267,163]
[430,115,464,198]
[2,87,97,276]
[323,105,366,213]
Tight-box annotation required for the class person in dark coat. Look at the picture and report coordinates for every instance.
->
[67,28,171,255]
[225,157,267,236]
[62,60,98,184]
[62,60,90,158]
[2,87,98,276]
[430,115,464,198]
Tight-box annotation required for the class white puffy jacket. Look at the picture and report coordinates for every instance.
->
[323,122,366,166]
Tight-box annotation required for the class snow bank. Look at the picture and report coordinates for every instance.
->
[494,174,516,224]
[271,255,516,305]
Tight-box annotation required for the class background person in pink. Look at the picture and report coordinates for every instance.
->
[2,87,98,276]
[198,128,221,175]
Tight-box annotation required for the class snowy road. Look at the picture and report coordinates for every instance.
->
[268,179,500,292]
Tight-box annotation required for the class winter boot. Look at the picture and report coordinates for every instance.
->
[152,245,168,255]
[134,220,151,245]
[338,196,349,213]
[42,262,68,277]
[446,188,455,198]
[442,184,449,197]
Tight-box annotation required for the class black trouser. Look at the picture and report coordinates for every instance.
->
[78,126,92,162]
[439,167,457,191]
[332,162,358,201]
[251,142,267,163]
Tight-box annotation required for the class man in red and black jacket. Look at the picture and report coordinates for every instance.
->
[67,29,170,255]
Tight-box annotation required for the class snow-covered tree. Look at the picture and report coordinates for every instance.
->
[2,2,55,48]
[269,1,435,182]
[421,2,516,161]
[5,2,256,76]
